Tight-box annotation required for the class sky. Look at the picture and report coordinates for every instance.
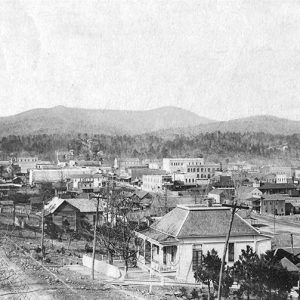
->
[0,0,300,121]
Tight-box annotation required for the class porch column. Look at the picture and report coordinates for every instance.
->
[143,238,146,261]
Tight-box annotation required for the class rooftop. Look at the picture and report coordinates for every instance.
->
[259,183,296,190]
[45,197,102,214]
[148,204,261,239]
[208,189,225,195]
[262,194,288,201]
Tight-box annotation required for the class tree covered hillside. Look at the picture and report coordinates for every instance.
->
[1,132,300,163]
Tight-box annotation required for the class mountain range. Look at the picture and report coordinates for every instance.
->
[0,106,212,136]
[0,106,299,137]
[155,115,300,137]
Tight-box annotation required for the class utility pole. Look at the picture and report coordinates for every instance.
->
[41,200,45,259]
[91,194,101,280]
[12,201,15,226]
[217,202,248,300]
[291,233,294,256]
[164,183,168,214]
[273,201,276,236]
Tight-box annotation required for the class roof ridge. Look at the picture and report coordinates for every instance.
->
[235,212,261,235]
[177,209,190,237]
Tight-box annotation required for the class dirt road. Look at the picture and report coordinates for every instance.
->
[0,249,53,300]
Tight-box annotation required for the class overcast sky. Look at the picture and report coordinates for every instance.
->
[0,0,300,121]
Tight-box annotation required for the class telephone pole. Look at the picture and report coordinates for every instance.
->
[41,200,45,259]
[291,233,294,256]
[217,202,248,300]
[91,194,101,280]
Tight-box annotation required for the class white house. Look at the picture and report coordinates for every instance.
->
[207,189,226,204]
[136,205,271,283]
[236,186,263,200]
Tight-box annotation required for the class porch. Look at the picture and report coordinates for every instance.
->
[136,229,178,275]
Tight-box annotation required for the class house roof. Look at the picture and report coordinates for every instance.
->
[70,174,102,179]
[44,197,102,214]
[259,183,296,190]
[138,227,178,245]
[280,257,299,272]
[280,247,300,257]
[262,194,287,201]
[134,190,151,200]
[208,189,224,196]
[150,205,261,239]
[66,198,102,212]
[237,186,260,195]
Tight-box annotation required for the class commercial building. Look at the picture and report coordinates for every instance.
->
[142,174,172,193]
[162,158,205,173]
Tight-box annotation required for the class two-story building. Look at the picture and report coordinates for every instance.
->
[142,174,172,193]
[17,156,38,173]
[162,157,205,173]
[260,194,286,216]
[69,174,103,193]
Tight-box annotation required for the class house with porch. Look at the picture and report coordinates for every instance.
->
[136,205,271,283]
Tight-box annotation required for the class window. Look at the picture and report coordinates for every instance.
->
[192,247,202,270]
[228,243,234,262]
[171,246,176,262]
[197,168,199,172]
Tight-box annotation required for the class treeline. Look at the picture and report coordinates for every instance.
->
[0,132,300,161]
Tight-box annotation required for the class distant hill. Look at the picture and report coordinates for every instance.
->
[154,115,300,137]
[0,106,213,136]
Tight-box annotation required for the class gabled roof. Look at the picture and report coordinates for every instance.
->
[44,197,65,214]
[237,186,260,195]
[150,205,261,239]
[134,190,151,200]
[45,197,102,214]
[280,257,299,272]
